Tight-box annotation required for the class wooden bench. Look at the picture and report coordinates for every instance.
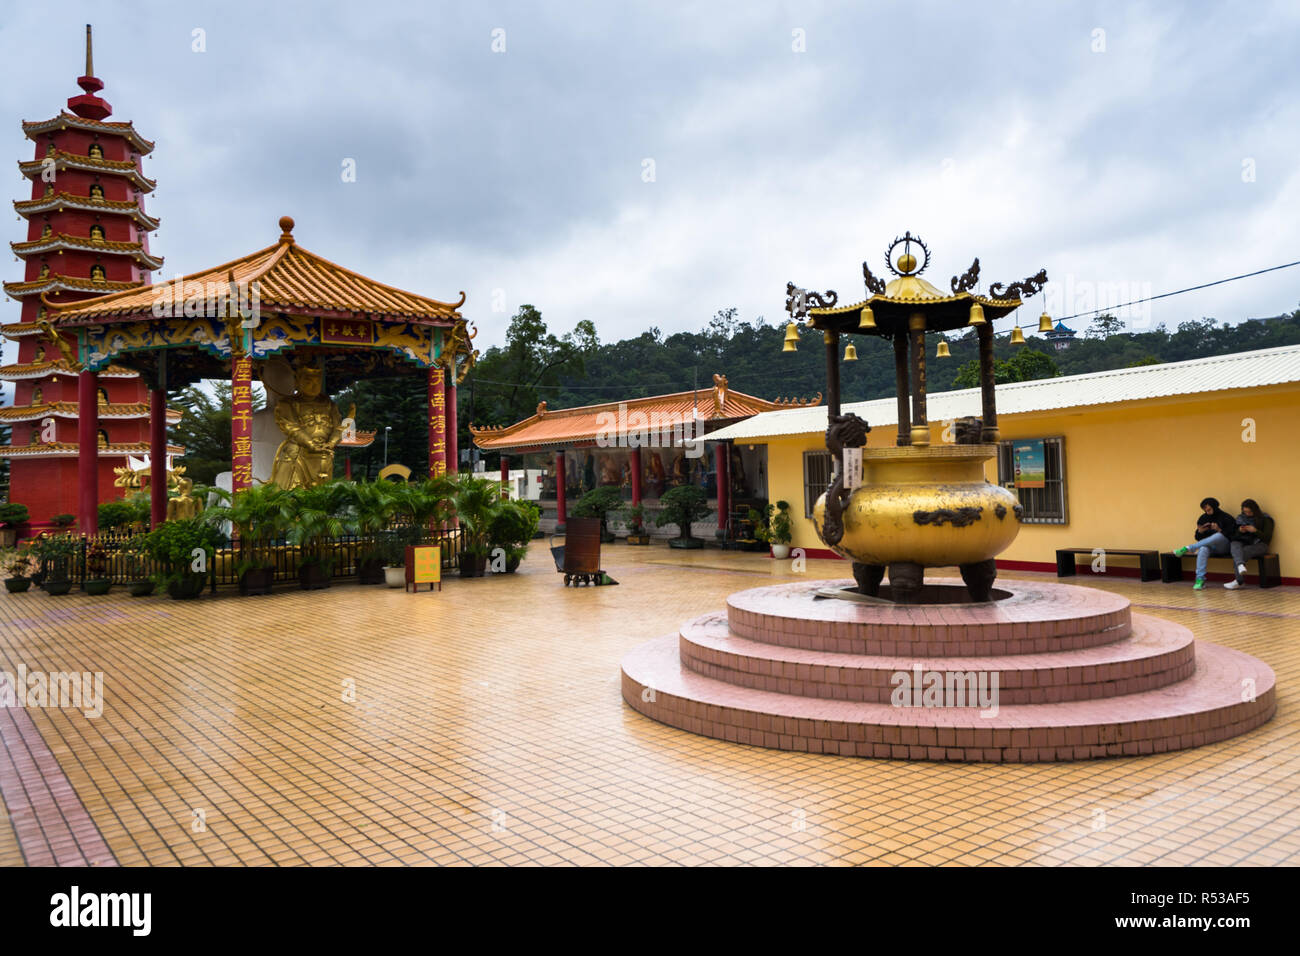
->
[1055,548,1162,581]
[1160,551,1281,588]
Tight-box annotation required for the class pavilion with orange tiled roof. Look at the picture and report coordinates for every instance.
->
[39,213,478,532]
[471,375,819,535]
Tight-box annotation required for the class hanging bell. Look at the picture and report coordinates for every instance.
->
[858,305,876,330]
[1038,311,1053,333]
[783,321,799,343]
[1010,325,1026,346]
[782,338,797,353]
[968,301,986,326]
[844,342,858,362]
[936,340,951,358]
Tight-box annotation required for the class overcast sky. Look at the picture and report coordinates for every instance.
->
[3,0,1299,356]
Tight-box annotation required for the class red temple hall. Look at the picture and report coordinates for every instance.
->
[1,27,180,530]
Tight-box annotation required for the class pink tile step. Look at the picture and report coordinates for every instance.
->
[622,635,1276,763]
[728,579,1132,656]
[678,611,1196,704]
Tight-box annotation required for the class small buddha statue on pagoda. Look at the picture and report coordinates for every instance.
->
[270,364,345,489]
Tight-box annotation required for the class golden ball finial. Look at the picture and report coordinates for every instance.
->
[278,216,296,242]
[897,252,917,274]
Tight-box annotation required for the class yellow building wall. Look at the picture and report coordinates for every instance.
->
[756,384,1300,579]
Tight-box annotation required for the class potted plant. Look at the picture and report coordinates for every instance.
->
[655,484,711,549]
[3,546,34,592]
[0,502,29,548]
[122,537,155,596]
[84,542,113,595]
[621,503,651,545]
[377,529,409,588]
[386,476,455,579]
[449,473,502,577]
[142,517,220,599]
[735,507,768,552]
[573,486,623,543]
[756,500,794,558]
[50,513,76,530]
[29,533,78,595]
[283,481,354,590]
[350,481,399,584]
[488,499,540,573]
[207,483,287,596]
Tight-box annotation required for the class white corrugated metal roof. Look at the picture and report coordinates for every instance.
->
[708,343,1300,441]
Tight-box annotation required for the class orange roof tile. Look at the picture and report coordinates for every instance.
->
[470,379,821,451]
[51,216,466,325]
[0,401,182,422]
[18,150,156,191]
[13,232,164,269]
[14,191,160,230]
[22,113,155,154]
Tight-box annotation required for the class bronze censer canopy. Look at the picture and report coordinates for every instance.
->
[784,232,1051,603]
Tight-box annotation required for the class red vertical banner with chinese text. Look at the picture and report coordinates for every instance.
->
[231,355,254,492]
[428,365,447,478]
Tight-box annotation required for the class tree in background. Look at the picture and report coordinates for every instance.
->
[951,348,1060,389]
[1085,313,1125,338]
[172,383,266,485]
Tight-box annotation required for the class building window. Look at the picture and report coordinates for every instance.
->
[996,437,1068,525]
[802,450,833,518]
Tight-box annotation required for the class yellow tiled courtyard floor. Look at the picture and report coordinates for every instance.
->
[1,544,1296,866]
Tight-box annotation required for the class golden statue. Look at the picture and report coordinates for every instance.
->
[166,477,201,521]
[270,364,345,489]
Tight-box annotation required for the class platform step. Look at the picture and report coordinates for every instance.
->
[679,611,1195,705]
[727,580,1133,656]
[622,635,1275,762]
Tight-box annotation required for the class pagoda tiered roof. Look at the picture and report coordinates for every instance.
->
[0,441,184,459]
[0,359,138,381]
[14,191,160,230]
[0,401,182,423]
[4,273,140,298]
[11,232,163,270]
[22,113,154,154]
[19,150,156,191]
[52,217,466,326]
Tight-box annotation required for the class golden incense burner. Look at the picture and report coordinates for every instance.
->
[786,232,1048,603]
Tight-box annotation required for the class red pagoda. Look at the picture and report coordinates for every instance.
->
[1,26,179,531]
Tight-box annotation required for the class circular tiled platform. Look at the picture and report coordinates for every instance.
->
[622,579,1276,762]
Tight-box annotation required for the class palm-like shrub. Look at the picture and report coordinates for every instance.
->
[450,474,503,558]
[283,481,356,570]
[489,499,540,565]
[206,483,289,574]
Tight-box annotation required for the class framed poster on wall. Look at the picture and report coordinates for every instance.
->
[1013,440,1046,489]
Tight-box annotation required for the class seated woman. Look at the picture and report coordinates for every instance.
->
[1224,499,1274,589]
[1173,497,1236,590]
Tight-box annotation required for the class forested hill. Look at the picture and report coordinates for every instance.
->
[465,305,1300,431]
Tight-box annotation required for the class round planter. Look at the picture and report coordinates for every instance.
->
[43,579,73,596]
[167,576,206,600]
[505,554,522,574]
[383,566,406,588]
[127,580,156,597]
[771,544,791,560]
[669,537,704,550]
[357,557,385,585]
[812,444,1021,567]
[458,552,487,578]
[239,567,275,596]
[4,577,32,593]
[298,563,332,590]
[84,578,113,596]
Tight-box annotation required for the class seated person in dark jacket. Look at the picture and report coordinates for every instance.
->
[1224,498,1274,589]
[1174,496,1236,589]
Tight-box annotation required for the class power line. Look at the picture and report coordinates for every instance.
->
[1052,258,1300,324]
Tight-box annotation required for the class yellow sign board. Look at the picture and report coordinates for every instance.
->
[405,545,442,591]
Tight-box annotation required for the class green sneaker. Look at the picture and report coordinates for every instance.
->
[1174,546,1189,557]
[1193,578,1205,590]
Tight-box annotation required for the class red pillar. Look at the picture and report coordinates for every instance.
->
[344,456,352,480]
[427,366,447,477]
[77,370,99,536]
[231,355,254,493]
[555,449,567,532]
[715,443,730,535]
[444,375,458,474]
[500,455,509,500]
[149,387,167,528]
[630,447,642,506]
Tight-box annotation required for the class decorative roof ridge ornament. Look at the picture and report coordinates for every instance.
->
[862,260,886,295]
[988,268,1048,301]
[950,258,980,294]
[784,281,838,321]
[885,231,930,277]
